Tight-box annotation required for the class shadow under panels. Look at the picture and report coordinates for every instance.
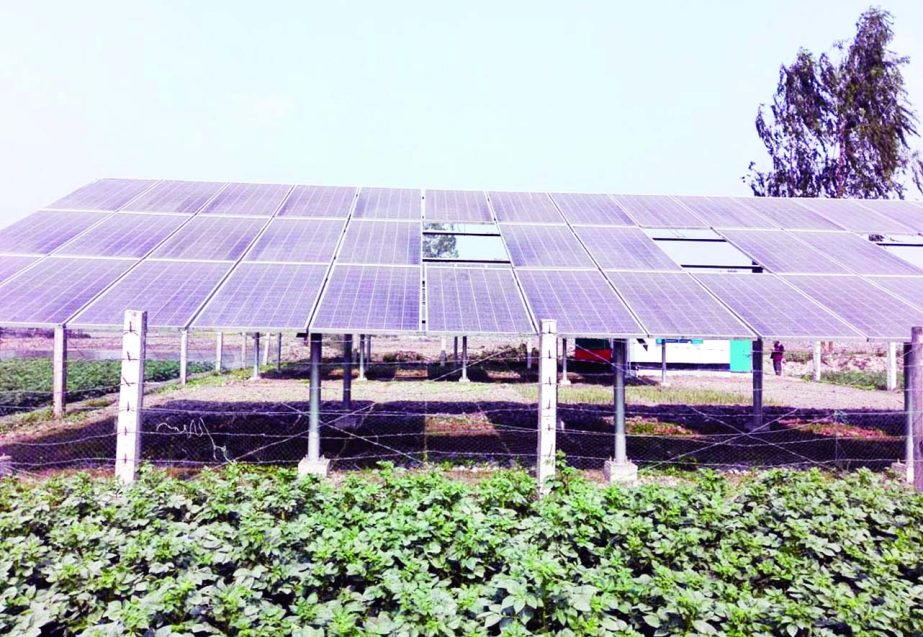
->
[425,265,533,334]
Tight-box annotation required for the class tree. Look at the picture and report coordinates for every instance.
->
[746,8,923,198]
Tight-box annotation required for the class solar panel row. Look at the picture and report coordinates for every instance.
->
[425,266,533,334]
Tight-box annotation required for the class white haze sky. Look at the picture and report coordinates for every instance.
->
[1,1,921,225]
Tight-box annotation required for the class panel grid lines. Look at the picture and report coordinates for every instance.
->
[501,224,593,268]
[311,265,421,332]
[425,190,492,222]
[733,197,843,230]
[718,229,850,274]
[674,196,775,229]
[0,210,111,255]
[337,220,421,265]
[151,217,266,261]
[0,256,39,285]
[121,180,225,214]
[792,231,923,275]
[48,179,158,211]
[278,185,357,218]
[199,183,292,216]
[56,214,188,258]
[353,188,421,220]
[426,266,533,334]
[795,198,916,234]
[489,191,563,223]
[245,218,345,264]
[609,194,707,228]
[549,193,635,226]
[574,226,681,271]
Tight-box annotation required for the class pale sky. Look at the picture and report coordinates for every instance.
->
[1,1,921,225]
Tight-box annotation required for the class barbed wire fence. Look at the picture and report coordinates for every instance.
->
[0,327,912,480]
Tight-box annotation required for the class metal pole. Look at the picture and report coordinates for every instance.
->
[342,334,352,409]
[911,327,923,491]
[276,332,282,372]
[887,342,898,391]
[308,333,322,461]
[536,319,558,495]
[115,310,146,484]
[904,342,914,484]
[813,341,822,382]
[453,336,458,366]
[751,339,764,431]
[440,337,447,367]
[215,332,223,374]
[179,329,189,385]
[366,335,372,364]
[613,339,627,464]
[660,339,668,387]
[251,333,261,380]
[460,336,469,382]
[358,334,367,381]
[52,325,67,418]
[560,337,571,385]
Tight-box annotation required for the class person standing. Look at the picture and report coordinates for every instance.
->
[770,341,785,376]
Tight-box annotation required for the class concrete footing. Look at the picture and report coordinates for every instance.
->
[603,459,638,486]
[298,456,330,477]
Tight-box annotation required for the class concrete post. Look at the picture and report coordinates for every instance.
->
[813,341,822,382]
[605,339,638,484]
[52,325,67,418]
[357,334,367,381]
[251,333,261,380]
[904,342,914,484]
[299,333,329,477]
[660,339,668,387]
[276,332,282,372]
[911,328,923,491]
[179,329,189,385]
[343,334,353,409]
[560,337,571,386]
[215,332,223,374]
[440,336,447,366]
[115,310,146,484]
[459,336,470,382]
[887,342,898,391]
[751,339,764,431]
[536,319,558,496]
[526,338,533,369]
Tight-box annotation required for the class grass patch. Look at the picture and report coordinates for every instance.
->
[804,369,899,391]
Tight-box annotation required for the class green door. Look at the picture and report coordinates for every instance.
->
[729,339,751,373]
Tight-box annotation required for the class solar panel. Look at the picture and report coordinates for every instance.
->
[610,194,707,228]
[795,198,915,234]
[425,190,492,223]
[855,200,923,234]
[245,218,345,263]
[277,185,356,218]
[0,257,134,326]
[791,231,923,275]
[0,210,109,255]
[48,179,156,211]
[56,213,187,258]
[862,276,923,313]
[573,226,681,271]
[516,269,642,336]
[194,263,328,330]
[311,265,420,332]
[501,224,593,268]
[673,196,775,229]
[549,193,635,226]
[694,273,863,339]
[732,197,843,230]
[121,180,224,213]
[199,182,291,216]
[0,256,38,284]
[151,217,266,261]
[489,191,563,223]
[337,220,420,265]
[717,229,849,273]
[353,187,421,220]
[605,271,752,337]
[783,274,923,339]
[425,266,534,334]
[71,261,230,328]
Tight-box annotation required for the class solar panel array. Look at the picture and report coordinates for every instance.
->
[3,177,923,338]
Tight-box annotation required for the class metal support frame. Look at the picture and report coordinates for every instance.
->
[115,310,146,484]
[536,320,557,495]
[366,335,372,364]
[343,334,353,409]
[560,337,571,385]
[751,339,764,431]
[358,334,367,381]
[459,336,469,382]
[52,325,67,418]
[276,332,282,372]
[660,339,668,387]
[604,339,638,484]
[299,332,329,477]
[887,342,898,391]
[179,329,189,385]
[904,342,914,484]
[813,341,822,382]
[215,332,223,374]
[440,337,447,366]
[453,336,458,366]
[251,332,261,380]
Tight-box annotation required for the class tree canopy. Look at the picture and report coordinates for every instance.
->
[746,8,923,199]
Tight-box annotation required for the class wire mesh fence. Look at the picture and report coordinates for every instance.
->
[0,330,911,478]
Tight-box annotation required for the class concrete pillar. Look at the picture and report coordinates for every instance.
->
[342,334,353,409]
[276,332,282,372]
[459,336,470,382]
[357,334,367,381]
[660,339,668,387]
[751,339,764,431]
[299,333,329,477]
[52,325,67,418]
[536,319,558,496]
[605,338,638,484]
[904,342,914,484]
[911,328,923,491]
[440,336,447,366]
[887,342,898,391]
[560,338,571,385]
[251,333,261,380]
[813,341,822,382]
[179,329,189,385]
[115,310,146,484]
[526,338,533,369]
[215,332,223,374]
